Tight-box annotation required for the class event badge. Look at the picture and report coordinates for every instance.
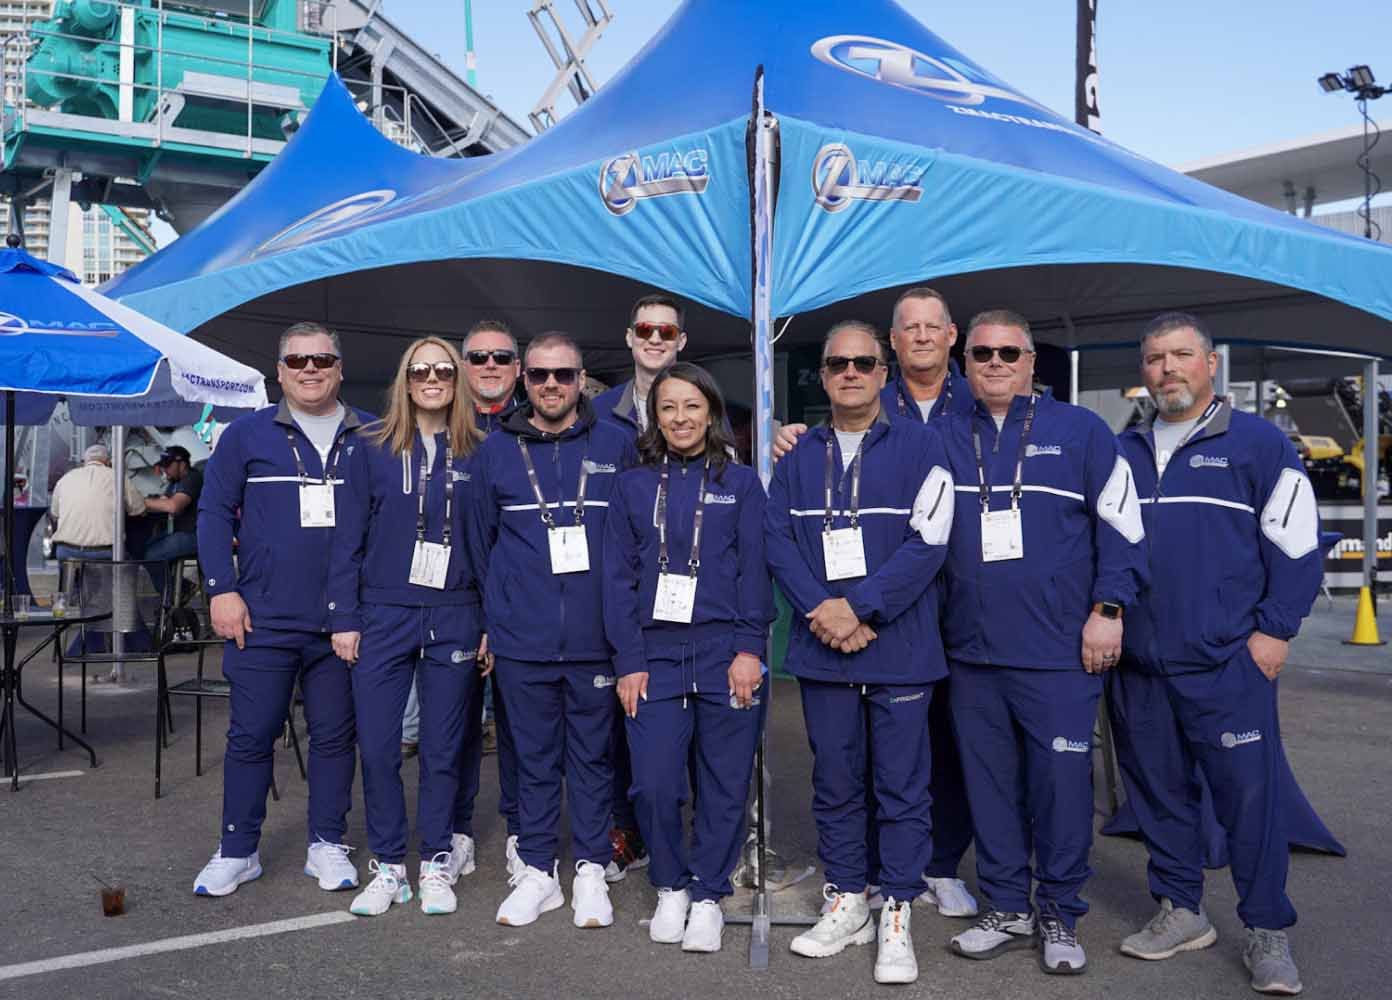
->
[653,573,697,624]
[548,525,590,574]
[409,540,451,589]
[980,508,1024,562]
[823,526,867,581]
[299,482,335,528]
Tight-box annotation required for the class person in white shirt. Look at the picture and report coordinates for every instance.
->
[49,444,146,562]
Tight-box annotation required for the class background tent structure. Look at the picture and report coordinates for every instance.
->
[105,0,1392,404]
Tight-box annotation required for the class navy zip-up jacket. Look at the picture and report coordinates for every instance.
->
[603,458,774,697]
[470,398,638,663]
[198,399,370,633]
[880,359,975,423]
[592,378,642,437]
[938,390,1148,670]
[475,398,520,436]
[327,428,481,633]
[765,410,954,685]
[1119,400,1322,674]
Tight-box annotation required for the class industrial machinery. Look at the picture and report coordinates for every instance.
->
[1284,377,1392,499]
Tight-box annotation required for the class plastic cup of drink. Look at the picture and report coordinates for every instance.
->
[100,886,126,916]
[13,595,30,619]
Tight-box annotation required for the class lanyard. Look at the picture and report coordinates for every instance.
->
[972,393,1037,512]
[824,433,864,531]
[284,426,341,484]
[895,374,951,421]
[415,439,454,546]
[1152,397,1223,496]
[656,456,708,576]
[516,433,590,528]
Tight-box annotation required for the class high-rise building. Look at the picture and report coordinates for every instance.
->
[0,0,155,281]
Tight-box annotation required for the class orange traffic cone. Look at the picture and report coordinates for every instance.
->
[1344,586,1386,646]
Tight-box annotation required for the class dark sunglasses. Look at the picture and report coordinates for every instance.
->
[632,321,682,343]
[407,361,457,383]
[281,353,340,370]
[466,349,517,366]
[823,355,883,375]
[525,367,580,386]
[968,345,1033,364]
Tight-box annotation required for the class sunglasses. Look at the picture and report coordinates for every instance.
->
[525,367,580,386]
[823,355,883,375]
[281,353,340,370]
[466,349,517,366]
[407,361,457,383]
[632,321,682,343]
[968,345,1033,364]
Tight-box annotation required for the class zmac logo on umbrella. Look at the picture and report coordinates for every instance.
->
[0,312,119,336]
[599,148,709,216]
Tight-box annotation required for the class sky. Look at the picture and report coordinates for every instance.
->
[387,0,1392,172]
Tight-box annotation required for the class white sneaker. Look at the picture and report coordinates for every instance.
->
[820,884,882,914]
[1039,915,1087,975]
[875,899,918,984]
[349,860,411,916]
[791,885,876,958]
[193,849,262,897]
[447,834,477,882]
[496,863,564,926]
[950,909,1037,960]
[682,899,724,953]
[920,876,979,918]
[304,838,358,891]
[504,834,525,878]
[650,887,690,943]
[572,860,614,928]
[419,852,458,916]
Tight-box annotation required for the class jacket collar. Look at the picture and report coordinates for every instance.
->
[274,397,361,431]
[972,387,1052,424]
[1133,395,1230,444]
[502,396,598,442]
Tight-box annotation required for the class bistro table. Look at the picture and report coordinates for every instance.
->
[1,605,108,790]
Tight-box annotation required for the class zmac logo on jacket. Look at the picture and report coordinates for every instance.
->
[1051,737,1090,753]
[1025,444,1062,457]
[1190,454,1230,469]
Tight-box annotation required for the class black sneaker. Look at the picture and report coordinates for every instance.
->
[604,826,649,883]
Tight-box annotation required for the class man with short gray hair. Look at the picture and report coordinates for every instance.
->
[1110,312,1321,996]
[49,443,146,563]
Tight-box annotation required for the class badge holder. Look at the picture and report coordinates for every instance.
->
[980,506,1024,562]
[822,525,867,580]
[299,481,335,528]
[409,540,451,589]
[548,524,590,574]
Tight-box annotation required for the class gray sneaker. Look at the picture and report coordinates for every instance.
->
[1039,916,1087,975]
[1244,928,1302,995]
[1120,897,1218,960]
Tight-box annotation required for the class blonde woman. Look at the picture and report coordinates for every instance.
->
[327,337,485,917]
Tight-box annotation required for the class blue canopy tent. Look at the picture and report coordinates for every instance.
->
[104,0,1359,869]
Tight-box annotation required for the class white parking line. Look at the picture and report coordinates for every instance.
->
[3,769,84,788]
[0,911,356,982]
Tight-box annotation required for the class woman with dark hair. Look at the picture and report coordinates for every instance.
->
[602,361,774,952]
[327,336,486,918]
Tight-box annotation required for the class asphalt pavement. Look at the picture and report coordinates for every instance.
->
[0,599,1388,999]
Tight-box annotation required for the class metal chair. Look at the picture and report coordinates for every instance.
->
[161,556,306,796]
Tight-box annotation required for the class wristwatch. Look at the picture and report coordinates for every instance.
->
[1092,601,1124,620]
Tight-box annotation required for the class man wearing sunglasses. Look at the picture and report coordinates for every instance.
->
[766,320,955,985]
[771,288,979,921]
[935,310,1147,976]
[1109,313,1319,997]
[469,332,638,930]
[193,321,367,899]
[464,319,523,434]
[591,292,686,881]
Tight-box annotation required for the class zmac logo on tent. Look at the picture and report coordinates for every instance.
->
[812,143,924,213]
[599,148,709,216]
[810,34,1047,111]
[255,189,397,257]
[0,312,119,337]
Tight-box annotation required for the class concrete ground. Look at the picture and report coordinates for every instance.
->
[1,600,1388,1000]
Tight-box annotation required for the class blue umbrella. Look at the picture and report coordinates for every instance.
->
[1,236,268,609]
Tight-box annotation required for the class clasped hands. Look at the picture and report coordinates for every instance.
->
[806,597,876,654]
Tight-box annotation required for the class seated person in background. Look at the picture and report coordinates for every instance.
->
[49,443,146,564]
[143,445,202,597]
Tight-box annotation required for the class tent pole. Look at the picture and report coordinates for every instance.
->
[3,391,14,615]
[1364,360,1380,610]
[111,424,127,680]
[1069,349,1080,405]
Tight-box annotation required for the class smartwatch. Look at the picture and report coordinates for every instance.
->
[1093,601,1124,620]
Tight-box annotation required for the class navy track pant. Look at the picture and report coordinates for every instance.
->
[219,629,355,858]
[1106,646,1296,930]
[626,685,765,902]
[351,604,481,863]
[495,657,616,870]
[949,661,1100,928]
[456,672,520,838]
[799,679,934,902]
